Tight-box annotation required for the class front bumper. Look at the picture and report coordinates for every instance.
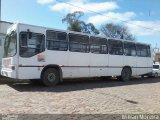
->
[1,68,17,79]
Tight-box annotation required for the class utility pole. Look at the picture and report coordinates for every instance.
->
[0,0,1,32]
[0,0,1,21]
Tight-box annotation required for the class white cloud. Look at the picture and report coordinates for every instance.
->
[49,1,119,13]
[88,12,160,36]
[88,12,136,25]
[126,21,160,36]
[37,0,55,4]
[36,0,160,37]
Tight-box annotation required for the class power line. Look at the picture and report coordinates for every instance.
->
[56,0,160,33]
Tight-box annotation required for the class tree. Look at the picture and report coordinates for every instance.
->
[100,23,135,41]
[62,11,99,35]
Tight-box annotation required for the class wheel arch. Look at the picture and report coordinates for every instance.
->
[41,64,63,82]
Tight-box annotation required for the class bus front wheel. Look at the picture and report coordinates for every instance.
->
[118,67,132,82]
[41,68,60,86]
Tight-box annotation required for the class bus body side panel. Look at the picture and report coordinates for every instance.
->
[147,57,153,74]
[123,56,137,76]
[18,55,45,79]
[46,50,69,78]
[67,52,90,78]
[17,24,46,79]
[136,57,148,75]
[1,57,18,79]
[108,55,123,76]
[89,54,108,77]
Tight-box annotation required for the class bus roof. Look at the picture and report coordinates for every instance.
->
[10,22,151,46]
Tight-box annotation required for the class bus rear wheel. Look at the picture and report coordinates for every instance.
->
[41,68,60,86]
[119,67,132,82]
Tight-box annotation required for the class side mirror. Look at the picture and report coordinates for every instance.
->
[28,32,32,39]
[20,34,28,47]
[27,29,32,39]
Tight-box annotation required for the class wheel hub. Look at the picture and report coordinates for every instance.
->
[47,73,56,82]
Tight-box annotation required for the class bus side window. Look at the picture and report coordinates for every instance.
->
[20,32,45,57]
[69,33,89,53]
[108,39,123,55]
[124,42,136,56]
[46,30,68,51]
[90,36,107,54]
[136,44,148,57]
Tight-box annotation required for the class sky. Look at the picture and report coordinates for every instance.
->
[1,0,160,48]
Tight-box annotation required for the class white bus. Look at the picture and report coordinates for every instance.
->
[1,23,153,86]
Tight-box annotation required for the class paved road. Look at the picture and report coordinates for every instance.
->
[0,77,160,114]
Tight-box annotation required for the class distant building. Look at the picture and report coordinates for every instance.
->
[0,21,12,68]
[155,53,160,63]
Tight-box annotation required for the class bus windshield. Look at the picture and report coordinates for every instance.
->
[4,31,17,58]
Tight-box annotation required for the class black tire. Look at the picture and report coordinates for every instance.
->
[119,67,132,82]
[41,68,60,86]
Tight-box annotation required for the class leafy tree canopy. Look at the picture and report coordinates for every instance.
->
[100,23,135,41]
[62,11,99,35]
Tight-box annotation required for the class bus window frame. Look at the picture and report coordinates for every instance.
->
[136,43,148,57]
[46,30,68,51]
[19,31,45,58]
[69,33,90,53]
[123,41,137,57]
[108,39,124,55]
[90,36,108,54]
